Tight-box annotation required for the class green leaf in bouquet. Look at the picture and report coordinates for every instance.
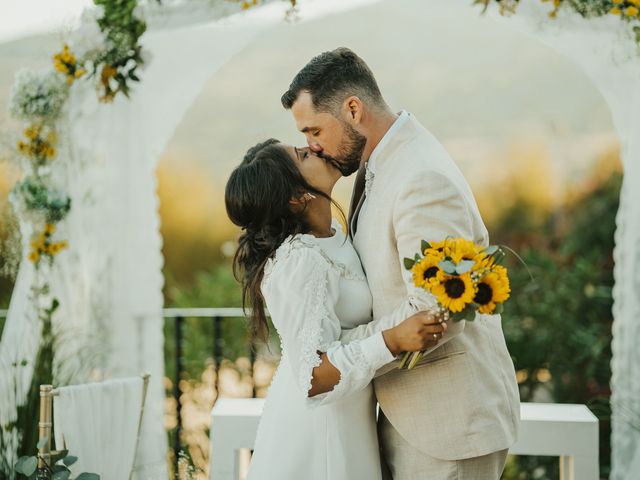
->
[421,240,432,252]
[439,260,457,275]
[37,435,49,449]
[52,470,71,480]
[52,464,69,473]
[403,257,415,270]
[483,245,499,255]
[62,455,78,467]
[493,303,504,315]
[465,307,478,321]
[490,249,506,264]
[51,450,70,464]
[452,305,477,322]
[76,473,100,479]
[455,260,475,274]
[15,456,38,476]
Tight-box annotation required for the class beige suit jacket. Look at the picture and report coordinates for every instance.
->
[341,113,520,461]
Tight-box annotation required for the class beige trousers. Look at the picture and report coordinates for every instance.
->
[378,411,509,480]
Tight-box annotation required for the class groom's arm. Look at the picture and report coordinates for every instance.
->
[341,169,475,356]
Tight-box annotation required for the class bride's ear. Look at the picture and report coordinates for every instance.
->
[289,192,315,207]
[289,193,307,207]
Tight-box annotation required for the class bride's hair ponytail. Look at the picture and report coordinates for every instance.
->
[225,139,345,341]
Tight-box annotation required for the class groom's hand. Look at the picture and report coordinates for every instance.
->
[382,311,447,357]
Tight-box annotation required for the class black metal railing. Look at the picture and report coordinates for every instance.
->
[162,308,260,468]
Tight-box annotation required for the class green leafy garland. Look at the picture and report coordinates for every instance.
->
[474,0,640,42]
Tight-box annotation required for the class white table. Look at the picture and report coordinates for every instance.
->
[509,403,599,480]
[210,399,599,480]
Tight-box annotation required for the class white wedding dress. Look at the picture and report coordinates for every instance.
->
[247,219,394,480]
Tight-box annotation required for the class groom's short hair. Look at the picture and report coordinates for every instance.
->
[281,47,385,114]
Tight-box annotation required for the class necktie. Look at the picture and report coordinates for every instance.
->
[349,162,373,237]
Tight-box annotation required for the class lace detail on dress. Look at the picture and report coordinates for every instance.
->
[263,227,365,287]
[320,339,372,401]
[263,233,317,286]
[294,255,332,396]
[324,259,365,282]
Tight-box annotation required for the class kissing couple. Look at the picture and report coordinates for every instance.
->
[225,47,520,480]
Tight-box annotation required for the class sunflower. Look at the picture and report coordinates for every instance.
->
[473,267,511,314]
[471,252,495,273]
[411,254,442,290]
[431,270,476,313]
[447,238,478,264]
[426,238,478,264]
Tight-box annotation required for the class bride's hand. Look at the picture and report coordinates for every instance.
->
[382,311,447,357]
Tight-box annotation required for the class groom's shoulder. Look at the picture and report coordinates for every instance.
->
[390,118,453,167]
[390,135,455,179]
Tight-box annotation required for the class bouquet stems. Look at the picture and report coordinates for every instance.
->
[398,351,425,370]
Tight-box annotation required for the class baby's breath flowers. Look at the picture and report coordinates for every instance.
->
[9,70,69,123]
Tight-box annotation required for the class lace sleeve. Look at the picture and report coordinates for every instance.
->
[262,237,394,407]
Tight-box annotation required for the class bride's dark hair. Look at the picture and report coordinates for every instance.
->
[225,139,346,341]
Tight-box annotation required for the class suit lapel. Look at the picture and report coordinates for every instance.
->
[348,165,367,239]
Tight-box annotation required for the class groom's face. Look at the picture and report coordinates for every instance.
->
[290,92,365,177]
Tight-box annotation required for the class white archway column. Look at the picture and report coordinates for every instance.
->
[486,2,640,478]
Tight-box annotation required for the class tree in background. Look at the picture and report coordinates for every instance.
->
[494,159,620,479]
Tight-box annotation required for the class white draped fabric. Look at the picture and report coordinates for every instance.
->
[53,377,145,480]
[484,2,640,478]
[0,0,380,476]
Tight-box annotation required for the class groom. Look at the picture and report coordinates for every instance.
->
[282,48,520,479]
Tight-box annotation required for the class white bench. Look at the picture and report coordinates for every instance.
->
[209,399,599,480]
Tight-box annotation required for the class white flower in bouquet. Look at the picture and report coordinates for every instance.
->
[9,70,69,122]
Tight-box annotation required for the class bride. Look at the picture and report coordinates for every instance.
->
[225,139,446,479]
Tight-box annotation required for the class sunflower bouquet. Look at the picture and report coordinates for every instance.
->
[399,237,511,369]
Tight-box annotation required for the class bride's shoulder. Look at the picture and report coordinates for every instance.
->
[263,232,326,279]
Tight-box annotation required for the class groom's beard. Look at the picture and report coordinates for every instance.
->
[321,123,366,177]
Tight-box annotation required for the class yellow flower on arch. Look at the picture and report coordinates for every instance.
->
[431,271,476,313]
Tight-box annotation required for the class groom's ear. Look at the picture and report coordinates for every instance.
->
[343,96,363,124]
